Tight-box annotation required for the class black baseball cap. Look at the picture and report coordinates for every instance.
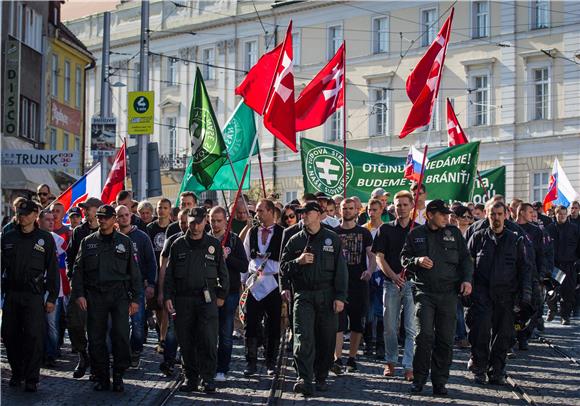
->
[17,199,39,215]
[95,205,116,218]
[296,202,324,214]
[426,199,452,214]
[314,192,332,201]
[79,197,104,209]
[187,207,207,223]
[532,201,543,210]
[68,206,82,217]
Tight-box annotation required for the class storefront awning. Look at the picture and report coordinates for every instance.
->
[1,136,60,192]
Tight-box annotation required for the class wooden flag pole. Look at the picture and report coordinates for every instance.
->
[476,170,490,202]
[257,151,267,198]
[342,41,347,199]
[222,132,260,247]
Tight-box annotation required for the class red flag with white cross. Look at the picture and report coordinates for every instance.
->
[400,8,454,138]
[295,43,345,131]
[263,22,297,152]
[446,98,468,146]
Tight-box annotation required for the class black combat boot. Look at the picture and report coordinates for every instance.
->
[73,350,89,379]
[244,337,259,376]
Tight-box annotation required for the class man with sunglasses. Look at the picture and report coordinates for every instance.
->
[164,207,229,393]
[36,184,52,209]
[71,205,142,392]
[1,199,59,392]
[280,201,348,396]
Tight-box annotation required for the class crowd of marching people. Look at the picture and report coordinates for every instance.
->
[1,183,580,397]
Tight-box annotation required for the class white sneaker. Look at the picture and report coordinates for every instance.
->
[215,372,227,382]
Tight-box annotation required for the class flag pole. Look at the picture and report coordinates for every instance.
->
[342,40,347,199]
[257,151,267,197]
[222,132,260,247]
[476,170,490,202]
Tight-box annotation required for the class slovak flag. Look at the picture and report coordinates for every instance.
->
[446,98,468,146]
[55,163,102,218]
[404,146,429,182]
[543,158,580,212]
[400,8,454,138]
[295,42,345,131]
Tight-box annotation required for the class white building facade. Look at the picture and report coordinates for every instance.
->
[66,0,580,203]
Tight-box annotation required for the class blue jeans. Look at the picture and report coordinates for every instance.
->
[383,280,416,370]
[45,297,64,358]
[217,292,240,374]
[130,295,146,353]
[455,302,467,340]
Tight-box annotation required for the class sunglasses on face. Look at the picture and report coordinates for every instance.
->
[461,215,474,220]
[37,192,48,196]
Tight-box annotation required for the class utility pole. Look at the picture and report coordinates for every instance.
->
[136,0,150,200]
[99,11,112,186]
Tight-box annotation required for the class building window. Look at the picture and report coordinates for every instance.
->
[285,191,298,204]
[63,133,69,150]
[75,136,80,152]
[50,128,57,150]
[373,17,389,54]
[244,41,257,72]
[202,48,215,80]
[51,54,59,97]
[23,6,42,52]
[328,25,342,58]
[371,87,389,136]
[421,8,437,46]
[472,1,489,38]
[472,74,490,126]
[75,66,82,108]
[326,109,343,141]
[64,61,71,103]
[532,171,550,202]
[533,67,550,120]
[532,0,549,29]
[168,117,177,163]
[167,57,178,86]
[29,101,37,141]
[21,98,29,139]
[292,32,301,66]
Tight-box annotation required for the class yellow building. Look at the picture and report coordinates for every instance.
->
[46,22,93,175]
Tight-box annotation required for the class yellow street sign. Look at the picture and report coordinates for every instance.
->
[128,91,154,134]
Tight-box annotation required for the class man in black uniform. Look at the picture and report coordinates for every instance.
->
[546,205,580,325]
[515,203,547,349]
[467,201,532,385]
[66,197,103,379]
[1,199,60,392]
[71,205,143,392]
[164,208,229,393]
[242,199,285,376]
[401,200,473,396]
[532,201,552,228]
[280,202,348,396]
[166,191,198,238]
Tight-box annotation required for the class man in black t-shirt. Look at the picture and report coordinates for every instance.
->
[332,198,375,374]
[372,190,418,381]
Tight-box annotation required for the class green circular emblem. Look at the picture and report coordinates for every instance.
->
[133,96,149,114]
[190,107,218,164]
[305,146,353,195]
[222,116,243,158]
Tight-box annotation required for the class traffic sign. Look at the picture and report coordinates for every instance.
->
[128,91,154,134]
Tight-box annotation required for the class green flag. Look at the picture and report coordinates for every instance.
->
[301,138,479,202]
[179,101,258,194]
[185,67,227,189]
[471,166,506,204]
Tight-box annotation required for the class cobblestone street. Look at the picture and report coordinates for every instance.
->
[2,319,580,405]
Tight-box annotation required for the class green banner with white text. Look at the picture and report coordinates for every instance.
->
[471,166,506,204]
[301,138,480,202]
